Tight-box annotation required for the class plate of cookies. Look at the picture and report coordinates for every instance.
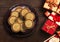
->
[4,4,38,38]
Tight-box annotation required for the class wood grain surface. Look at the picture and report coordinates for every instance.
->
[0,0,51,42]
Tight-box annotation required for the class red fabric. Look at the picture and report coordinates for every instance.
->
[42,20,58,35]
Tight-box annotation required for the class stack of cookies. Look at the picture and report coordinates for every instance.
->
[8,6,35,33]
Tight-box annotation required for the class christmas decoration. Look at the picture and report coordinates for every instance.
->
[43,0,60,12]
[42,20,58,35]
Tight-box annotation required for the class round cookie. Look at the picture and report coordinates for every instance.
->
[21,8,31,16]
[15,6,22,13]
[8,16,17,25]
[11,6,22,12]
[17,18,23,24]
[11,22,21,33]
[25,12,35,21]
[11,11,19,17]
[24,20,34,29]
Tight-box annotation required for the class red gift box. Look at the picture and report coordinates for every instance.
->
[43,0,60,12]
[42,20,58,35]
[43,2,58,12]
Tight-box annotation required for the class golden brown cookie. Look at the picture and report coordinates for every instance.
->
[25,20,34,29]
[11,6,22,12]
[8,16,17,25]
[21,8,31,16]
[17,18,23,24]
[11,11,19,17]
[11,22,21,32]
[25,12,35,20]
[15,6,22,13]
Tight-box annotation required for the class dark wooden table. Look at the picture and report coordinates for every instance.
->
[0,0,51,42]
